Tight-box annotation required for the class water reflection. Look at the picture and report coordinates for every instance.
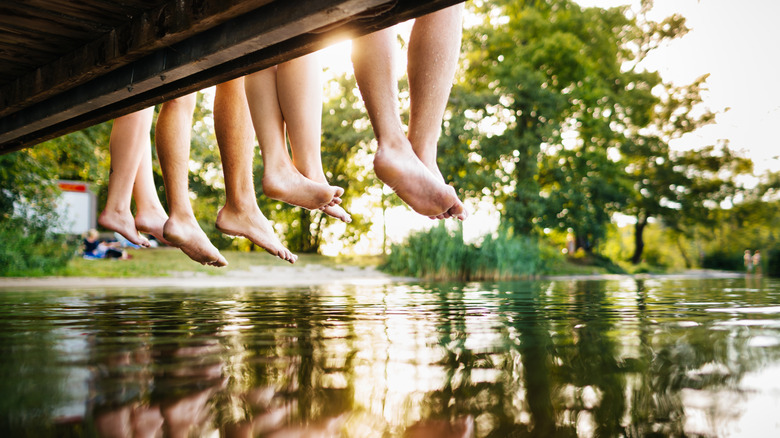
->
[0,277,779,436]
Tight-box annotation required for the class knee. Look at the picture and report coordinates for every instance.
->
[163,93,197,113]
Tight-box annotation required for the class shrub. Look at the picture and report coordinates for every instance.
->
[701,250,744,271]
[0,210,77,277]
[766,249,780,277]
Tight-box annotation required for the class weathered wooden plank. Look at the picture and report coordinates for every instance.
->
[0,0,273,119]
[0,0,464,154]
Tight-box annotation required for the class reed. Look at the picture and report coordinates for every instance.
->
[382,224,556,281]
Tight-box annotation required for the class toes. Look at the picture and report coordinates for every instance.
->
[333,186,345,198]
[323,206,351,223]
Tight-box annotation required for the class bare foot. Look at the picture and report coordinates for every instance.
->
[134,208,172,246]
[373,141,467,219]
[215,205,298,264]
[417,156,445,183]
[98,209,151,247]
[321,205,352,223]
[298,171,351,223]
[412,146,463,220]
[262,164,343,210]
[163,216,227,267]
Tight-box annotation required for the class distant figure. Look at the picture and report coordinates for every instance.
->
[744,250,754,273]
[752,250,762,275]
[566,232,576,255]
[83,229,128,260]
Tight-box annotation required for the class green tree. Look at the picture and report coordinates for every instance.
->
[457,0,637,246]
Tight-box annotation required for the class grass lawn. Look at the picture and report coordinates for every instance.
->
[54,247,386,278]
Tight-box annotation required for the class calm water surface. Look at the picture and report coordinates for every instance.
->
[1,276,780,437]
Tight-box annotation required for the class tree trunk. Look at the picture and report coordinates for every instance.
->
[675,234,692,268]
[631,217,647,264]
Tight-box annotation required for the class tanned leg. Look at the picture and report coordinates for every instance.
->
[352,26,467,219]
[407,5,464,179]
[156,94,227,266]
[407,5,465,219]
[213,78,297,263]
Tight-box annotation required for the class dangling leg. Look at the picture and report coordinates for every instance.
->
[245,67,341,211]
[352,27,466,220]
[132,118,171,245]
[277,53,351,223]
[406,5,465,219]
[98,108,154,247]
[407,5,464,182]
[213,78,297,263]
[156,94,227,266]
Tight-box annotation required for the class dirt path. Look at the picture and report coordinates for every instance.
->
[0,267,746,291]
[0,264,414,290]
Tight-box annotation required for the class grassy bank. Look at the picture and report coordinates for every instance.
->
[4,233,661,280]
[17,247,383,278]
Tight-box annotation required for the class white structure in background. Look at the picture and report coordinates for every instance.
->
[53,180,96,235]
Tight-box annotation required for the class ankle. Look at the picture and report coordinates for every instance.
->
[221,199,255,216]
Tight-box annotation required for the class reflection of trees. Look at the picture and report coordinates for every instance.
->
[406,277,778,437]
[563,280,626,437]
[5,278,780,436]
[0,291,75,435]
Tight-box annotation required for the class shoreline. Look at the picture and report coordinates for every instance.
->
[0,267,749,291]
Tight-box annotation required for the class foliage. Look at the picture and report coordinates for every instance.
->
[456,0,638,244]
[766,249,780,278]
[0,126,110,275]
[701,250,744,272]
[0,208,76,276]
[443,0,761,269]
[381,223,559,280]
[0,150,59,219]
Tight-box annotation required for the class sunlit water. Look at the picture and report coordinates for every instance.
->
[1,276,780,437]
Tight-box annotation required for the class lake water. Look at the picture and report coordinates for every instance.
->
[1,275,779,437]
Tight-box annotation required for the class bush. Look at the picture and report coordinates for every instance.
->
[766,249,780,277]
[381,224,558,281]
[701,250,744,271]
[0,211,77,277]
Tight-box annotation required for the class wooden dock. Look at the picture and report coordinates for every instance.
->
[0,0,462,155]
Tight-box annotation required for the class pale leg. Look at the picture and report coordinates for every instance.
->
[245,67,341,211]
[213,78,297,263]
[351,27,467,219]
[98,108,154,247]
[156,94,227,266]
[277,54,351,223]
[132,121,170,245]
